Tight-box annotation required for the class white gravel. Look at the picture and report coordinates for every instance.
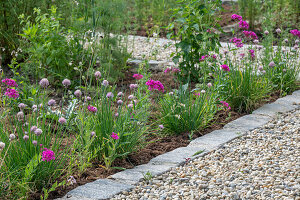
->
[112,108,300,200]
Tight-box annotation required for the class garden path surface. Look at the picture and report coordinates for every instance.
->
[112,108,300,200]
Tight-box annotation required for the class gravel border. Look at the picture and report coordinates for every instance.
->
[56,90,300,200]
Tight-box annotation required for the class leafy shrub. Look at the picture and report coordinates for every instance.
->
[167,0,222,81]
[159,83,218,135]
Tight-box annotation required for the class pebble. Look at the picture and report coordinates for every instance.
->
[112,108,300,199]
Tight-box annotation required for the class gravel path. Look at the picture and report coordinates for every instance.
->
[112,108,300,200]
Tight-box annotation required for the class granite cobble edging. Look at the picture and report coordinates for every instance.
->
[57,90,300,200]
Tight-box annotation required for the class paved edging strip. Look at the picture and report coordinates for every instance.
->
[58,90,300,200]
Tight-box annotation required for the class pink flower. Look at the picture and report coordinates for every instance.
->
[94,71,102,79]
[102,80,109,87]
[230,37,243,48]
[199,55,209,62]
[211,54,217,60]
[290,29,300,38]
[4,88,19,99]
[41,148,55,162]
[106,92,114,98]
[39,78,49,88]
[220,64,230,72]
[62,79,71,87]
[207,83,212,87]
[159,125,164,129]
[48,99,56,106]
[111,132,119,140]
[249,49,255,59]
[18,103,27,109]
[269,61,275,67]
[146,80,164,92]
[58,117,67,124]
[242,31,257,40]
[74,90,82,97]
[220,101,231,110]
[239,20,249,29]
[164,67,172,74]
[1,78,18,87]
[87,105,97,113]
[231,14,243,21]
[129,84,138,90]
[276,28,281,34]
[172,68,181,73]
[133,74,143,80]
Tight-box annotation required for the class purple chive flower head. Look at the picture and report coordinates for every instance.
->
[146,80,164,92]
[239,20,249,29]
[4,88,19,99]
[111,132,119,140]
[128,95,134,100]
[30,126,37,133]
[106,92,114,98]
[128,103,134,108]
[115,112,119,117]
[35,128,42,136]
[269,61,275,67]
[258,66,263,71]
[48,99,56,106]
[284,39,288,43]
[9,134,16,141]
[41,148,55,162]
[159,125,164,129]
[17,111,24,121]
[74,90,82,97]
[102,80,109,87]
[0,142,5,150]
[94,71,102,79]
[23,135,29,141]
[18,103,27,109]
[129,84,138,90]
[91,131,95,137]
[169,92,174,95]
[32,140,38,146]
[39,78,49,88]
[58,117,67,124]
[117,92,123,97]
[276,28,281,34]
[62,79,71,88]
[117,100,123,105]
[231,14,243,21]
[85,96,92,102]
[67,176,77,185]
[87,105,97,113]
[207,83,212,88]
[264,30,269,35]
[133,74,143,80]
[220,64,230,71]
[253,40,259,44]
[1,78,18,87]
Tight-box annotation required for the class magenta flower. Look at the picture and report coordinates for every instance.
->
[1,78,18,87]
[87,105,97,113]
[146,80,165,92]
[290,29,300,38]
[220,101,231,110]
[111,132,119,140]
[164,67,172,74]
[211,54,217,60]
[41,148,55,162]
[242,31,258,40]
[4,88,19,99]
[172,68,181,73]
[239,20,249,29]
[199,55,209,62]
[231,14,243,21]
[249,49,255,59]
[132,74,143,80]
[220,64,230,72]
[230,37,243,48]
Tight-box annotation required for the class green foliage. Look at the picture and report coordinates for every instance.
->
[160,83,218,135]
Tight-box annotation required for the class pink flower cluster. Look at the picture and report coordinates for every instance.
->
[164,67,181,74]
[290,29,300,38]
[249,49,255,59]
[231,14,243,21]
[41,148,55,162]
[239,20,249,30]
[1,78,18,87]
[133,74,143,80]
[5,88,19,99]
[146,80,164,92]
[87,105,97,113]
[230,37,244,48]
[199,55,209,62]
[220,101,231,110]
[220,64,230,72]
[243,31,258,40]
[111,132,119,140]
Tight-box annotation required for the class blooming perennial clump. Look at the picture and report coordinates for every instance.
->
[132,74,143,80]
[87,105,97,113]
[199,55,209,62]
[146,80,164,92]
[41,148,55,162]
[243,31,258,40]
[4,88,19,99]
[239,20,249,29]
[220,64,230,71]
[1,78,18,87]
[230,37,243,48]
[111,132,119,140]
[220,101,231,110]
